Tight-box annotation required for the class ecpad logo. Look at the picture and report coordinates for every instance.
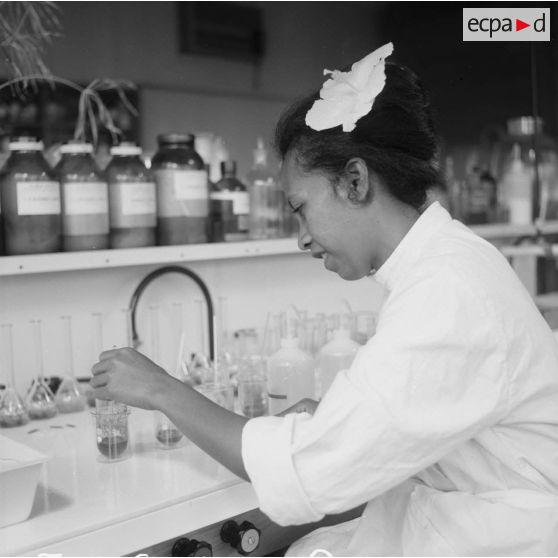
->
[463,8,550,41]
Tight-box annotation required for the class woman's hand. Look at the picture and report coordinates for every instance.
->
[90,347,173,410]
[276,398,320,416]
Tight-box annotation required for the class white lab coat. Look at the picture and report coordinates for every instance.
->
[242,202,558,556]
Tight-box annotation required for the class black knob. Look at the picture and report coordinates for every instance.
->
[220,520,261,556]
[172,537,213,557]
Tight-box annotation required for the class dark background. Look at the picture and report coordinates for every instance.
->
[376,2,557,146]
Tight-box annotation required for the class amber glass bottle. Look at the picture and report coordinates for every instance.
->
[106,142,156,248]
[151,133,209,245]
[56,141,110,251]
[0,137,61,255]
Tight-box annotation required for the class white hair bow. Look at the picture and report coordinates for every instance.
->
[305,42,394,133]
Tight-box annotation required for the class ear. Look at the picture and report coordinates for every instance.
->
[337,158,374,205]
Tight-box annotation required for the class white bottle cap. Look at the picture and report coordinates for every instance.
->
[9,139,43,151]
[60,142,93,154]
[110,143,142,156]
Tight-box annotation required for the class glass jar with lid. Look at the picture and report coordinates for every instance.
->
[105,142,156,249]
[55,140,110,251]
[151,133,209,245]
[0,136,61,255]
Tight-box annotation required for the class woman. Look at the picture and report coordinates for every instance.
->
[91,44,558,556]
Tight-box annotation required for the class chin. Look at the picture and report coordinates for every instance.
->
[334,267,366,281]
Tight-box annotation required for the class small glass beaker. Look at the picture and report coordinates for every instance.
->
[238,377,268,418]
[195,382,235,412]
[154,412,185,449]
[91,402,131,462]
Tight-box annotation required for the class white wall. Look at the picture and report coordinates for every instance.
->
[45,2,381,97]
[43,1,383,172]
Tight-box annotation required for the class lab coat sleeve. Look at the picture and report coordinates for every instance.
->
[242,263,511,526]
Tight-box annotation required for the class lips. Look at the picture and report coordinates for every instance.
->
[311,251,325,259]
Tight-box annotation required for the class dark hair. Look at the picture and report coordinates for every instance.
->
[274,62,440,210]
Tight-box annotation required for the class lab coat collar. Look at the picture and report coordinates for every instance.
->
[372,201,452,290]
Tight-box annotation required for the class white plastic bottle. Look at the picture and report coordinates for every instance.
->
[267,338,314,415]
[499,143,534,225]
[316,329,360,397]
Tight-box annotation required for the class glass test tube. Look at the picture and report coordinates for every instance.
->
[92,312,111,412]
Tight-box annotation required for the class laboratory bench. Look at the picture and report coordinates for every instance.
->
[0,407,359,557]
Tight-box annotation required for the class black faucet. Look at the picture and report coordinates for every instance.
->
[128,265,215,362]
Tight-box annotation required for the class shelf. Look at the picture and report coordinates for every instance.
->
[0,238,300,276]
[469,221,558,240]
[2,220,558,278]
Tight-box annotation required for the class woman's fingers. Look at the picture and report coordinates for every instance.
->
[90,372,109,388]
[91,361,110,376]
[276,398,319,416]
[92,386,112,401]
[92,347,131,375]
[99,348,123,361]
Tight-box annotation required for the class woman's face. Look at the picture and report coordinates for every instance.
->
[280,152,376,281]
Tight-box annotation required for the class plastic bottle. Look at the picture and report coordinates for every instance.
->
[499,143,534,225]
[56,141,110,251]
[210,161,250,242]
[151,133,209,245]
[267,337,314,415]
[247,138,284,240]
[316,329,360,398]
[0,137,61,255]
[105,142,157,248]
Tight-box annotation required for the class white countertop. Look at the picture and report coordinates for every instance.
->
[0,408,258,557]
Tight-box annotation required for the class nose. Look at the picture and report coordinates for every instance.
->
[297,221,312,251]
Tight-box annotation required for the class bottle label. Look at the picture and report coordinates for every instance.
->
[210,191,249,215]
[16,181,61,215]
[63,182,109,215]
[155,169,208,218]
[118,182,157,216]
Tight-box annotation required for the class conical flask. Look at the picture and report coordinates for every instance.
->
[55,316,86,413]
[150,305,184,448]
[0,323,30,427]
[26,319,58,420]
